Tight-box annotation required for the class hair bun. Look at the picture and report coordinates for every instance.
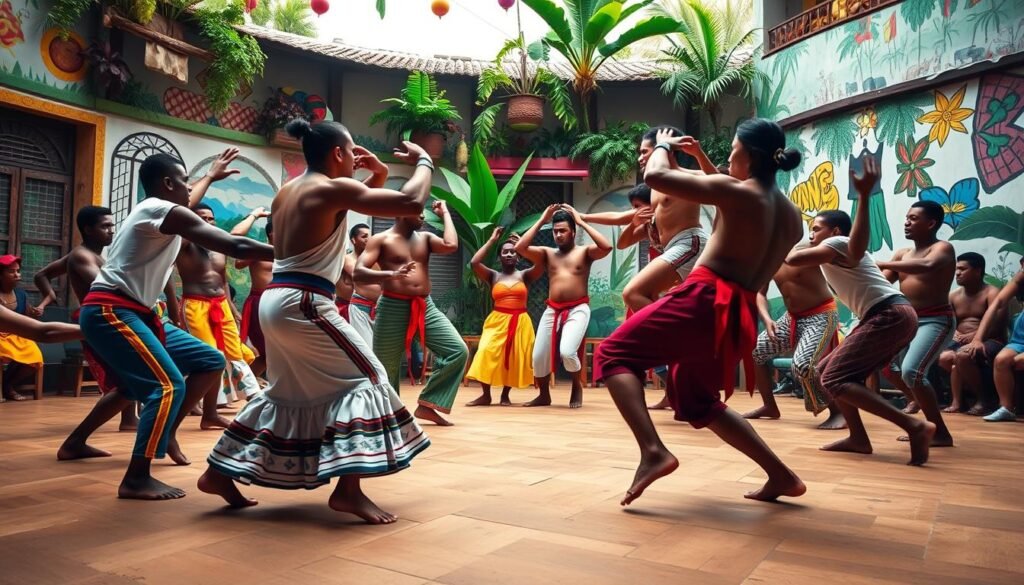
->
[774,147,801,172]
[284,118,313,139]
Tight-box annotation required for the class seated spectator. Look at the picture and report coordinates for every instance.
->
[0,255,45,402]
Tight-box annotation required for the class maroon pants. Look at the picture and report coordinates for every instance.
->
[819,301,917,397]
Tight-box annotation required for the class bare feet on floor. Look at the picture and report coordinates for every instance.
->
[414,405,453,426]
[744,472,807,502]
[902,401,920,414]
[820,436,873,455]
[329,488,397,524]
[966,404,988,416]
[57,441,112,461]
[118,475,186,501]
[499,397,512,406]
[942,403,961,413]
[197,468,257,508]
[189,405,202,416]
[200,414,232,430]
[465,394,492,407]
[907,421,937,466]
[167,438,191,466]
[2,391,27,402]
[522,394,552,407]
[646,396,672,410]
[621,450,679,506]
[569,385,583,409]
[896,431,953,447]
[816,410,847,430]
[742,405,781,420]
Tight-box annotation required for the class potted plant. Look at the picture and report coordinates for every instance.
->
[81,41,132,100]
[257,88,310,148]
[569,121,648,190]
[369,71,462,160]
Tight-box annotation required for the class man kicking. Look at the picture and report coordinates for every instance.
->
[938,252,1004,414]
[877,201,956,446]
[515,204,612,408]
[361,201,467,426]
[745,241,843,429]
[787,159,936,466]
[79,152,273,500]
[231,206,272,377]
[594,121,806,504]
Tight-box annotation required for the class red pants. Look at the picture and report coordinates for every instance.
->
[594,267,756,428]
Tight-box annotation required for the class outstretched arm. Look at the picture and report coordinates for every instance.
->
[34,255,69,310]
[188,148,240,208]
[785,244,838,267]
[514,204,558,265]
[161,207,274,262]
[0,305,82,342]
[579,210,635,226]
[230,206,270,236]
[428,201,459,255]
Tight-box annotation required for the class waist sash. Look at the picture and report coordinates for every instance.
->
[788,298,839,352]
[382,291,427,381]
[82,288,166,347]
[494,306,527,369]
[916,304,955,318]
[546,296,589,374]
[182,294,229,352]
[267,271,335,298]
[686,266,757,399]
[351,294,377,319]
[239,288,263,345]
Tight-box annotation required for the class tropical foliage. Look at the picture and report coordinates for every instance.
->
[811,115,858,164]
[520,0,682,131]
[920,178,981,229]
[949,205,1024,256]
[568,121,647,190]
[369,71,463,141]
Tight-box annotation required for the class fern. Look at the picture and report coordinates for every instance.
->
[473,103,505,149]
[194,1,267,114]
[48,0,95,38]
[370,71,462,141]
[570,122,646,189]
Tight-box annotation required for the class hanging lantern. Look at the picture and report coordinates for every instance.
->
[245,0,258,13]
[431,0,450,18]
[498,0,515,11]
[310,0,330,17]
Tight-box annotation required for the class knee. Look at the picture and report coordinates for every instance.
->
[791,359,814,383]
[953,351,973,369]
[752,346,774,366]
[900,367,923,389]
[938,351,955,371]
[994,351,1015,371]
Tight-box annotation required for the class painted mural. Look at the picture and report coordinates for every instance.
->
[775,69,1024,327]
[0,0,91,102]
[760,0,1024,120]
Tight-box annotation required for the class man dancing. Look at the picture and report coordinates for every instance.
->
[515,204,612,408]
[361,201,467,426]
[340,223,381,346]
[231,206,272,377]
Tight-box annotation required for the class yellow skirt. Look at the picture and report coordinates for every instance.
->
[182,297,255,364]
[466,310,535,388]
[0,333,43,367]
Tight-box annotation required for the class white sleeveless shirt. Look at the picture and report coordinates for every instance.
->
[272,217,348,284]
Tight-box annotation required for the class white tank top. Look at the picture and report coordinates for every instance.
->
[272,217,348,283]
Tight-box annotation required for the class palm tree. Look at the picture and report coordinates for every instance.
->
[655,0,766,132]
[520,0,682,131]
[272,0,316,37]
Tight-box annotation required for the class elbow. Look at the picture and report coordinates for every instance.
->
[644,167,669,189]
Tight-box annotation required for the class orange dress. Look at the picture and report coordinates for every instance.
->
[466,281,536,388]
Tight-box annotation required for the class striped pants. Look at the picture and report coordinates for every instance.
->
[373,295,468,414]
[752,310,840,415]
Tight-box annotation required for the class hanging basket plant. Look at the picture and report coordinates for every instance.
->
[369,71,463,160]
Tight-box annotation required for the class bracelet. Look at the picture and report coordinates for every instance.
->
[416,156,434,170]
[654,142,672,153]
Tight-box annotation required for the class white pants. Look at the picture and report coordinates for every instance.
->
[348,304,375,348]
[532,303,591,378]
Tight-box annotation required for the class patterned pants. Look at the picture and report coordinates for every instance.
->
[752,310,841,415]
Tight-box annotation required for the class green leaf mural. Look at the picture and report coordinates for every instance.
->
[875,93,931,147]
[902,0,938,60]
[812,116,857,164]
[949,205,1023,246]
[777,130,809,194]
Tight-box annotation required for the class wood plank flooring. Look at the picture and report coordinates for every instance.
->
[2,387,1023,585]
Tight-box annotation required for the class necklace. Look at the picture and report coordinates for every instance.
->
[0,291,16,308]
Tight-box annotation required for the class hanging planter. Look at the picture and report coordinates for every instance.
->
[369,71,463,162]
[409,130,446,159]
[506,94,544,131]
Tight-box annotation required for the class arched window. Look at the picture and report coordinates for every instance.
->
[109,133,183,225]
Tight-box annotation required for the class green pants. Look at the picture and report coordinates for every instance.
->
[374,295,468,414]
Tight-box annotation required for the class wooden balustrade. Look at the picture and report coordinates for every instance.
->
[765,0,901,56]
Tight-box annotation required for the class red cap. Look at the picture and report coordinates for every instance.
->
[0,254,21,267]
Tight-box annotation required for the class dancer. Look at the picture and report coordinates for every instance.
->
[231,206,272,377]
[963,261,1023,422]
[0,255,45,401]
[201,120,431,523]
[344,224,380,347]
[79,152,273,500]
[786,159,936,466]
[877,201,956,446]
[465,228,542,406]
[938,252,1004,414]
[594,121,806,504]
[515,204,612,408]
[362,200,467,426]
[337,223,369,321]
[745,241,844,429]
[177,203,262,420]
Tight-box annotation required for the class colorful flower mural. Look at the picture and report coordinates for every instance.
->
[972,73,1024,193]
[894,135,935,198]
[920,178,981,228]
[918,85,974,146]
[0,0,24,55]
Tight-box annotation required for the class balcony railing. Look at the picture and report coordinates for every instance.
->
[765,0,901,56]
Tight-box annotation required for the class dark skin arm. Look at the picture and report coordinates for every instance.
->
[0,304,82,342]
[964,270,1020,357]
[34,255,69,309]
[353,146,389,188]
[470,228,502,285]
[321,141,434,218]
[188,148,241,208]
[428,200,459,255]
[514,204,558,266]
[160,206,274,262]
[353,235,415,285]
[562,205,613,261]
[877,242,955,275]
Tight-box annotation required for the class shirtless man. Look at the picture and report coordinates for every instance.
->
[937,252,1005,414]
[335,226,358,320]
[746,241,843,429]
[177,203,261,424]
[342,224,382,346]
[231,206,272,377]
[515,204,612,408]
[360,201,467,426]
[877,201,956,446]
[594,120,806,504]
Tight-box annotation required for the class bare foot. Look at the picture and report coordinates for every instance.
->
[942,403,961,414]
[465,394,492,407]
[621,450,679,506]
[744,472,807,502]
[118,475,186,501]
[907,421,937,466]
[895,433,953,447]
[2,391,27,402]
[189,405,202,416]
[646,395,672,410]
[329,488,397,524]
[414,405,453,426]
[499,397,513,406]
[522,394,552,407]
[569,385,583,409]
[902,401,920,414]
[742,405,781,420]
[197,468,257,508]
[167,438,191,466]
[200,415,232,430]
[57,441,112,461]
[816,410,847,430]
[820,436,873,455]
[966,404,988,416]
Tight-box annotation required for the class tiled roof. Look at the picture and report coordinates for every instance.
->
[238,24,669,81]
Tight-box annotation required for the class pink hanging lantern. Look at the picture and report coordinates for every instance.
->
[498,0,515,10]
[310,0,330,17]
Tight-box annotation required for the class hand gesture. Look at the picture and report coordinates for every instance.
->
[764,319,778,342]
[630,207,654,227]
[490,226,505,241]
[655,128,684,150]
[391,261,416,280]
[678,135,702,156]
[960,339,984,360]
[506,233,521,245]
[559,204,582,223]
[393,141,430,166]
[353,145,388,175]
[206,148,241,181]
[27,305,44,319]
[250,206,270,219]
[431,200,448,217]
[541,204,560,222]
[851,157,879,199]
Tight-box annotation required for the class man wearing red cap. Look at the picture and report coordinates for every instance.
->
[0,254,45,401]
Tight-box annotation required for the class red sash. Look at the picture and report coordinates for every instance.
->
[335,298,351,320]
[81,289,166,346]
[351,295,377,320]
[788,298,839,352]
[70,307,119,393]
[917,304,955,318]
[183,294,228,353]
[239,288,263,345]
[495,307,526,369]
[686,267,757,399]
[546,296,589,374]
[383,291,427,381]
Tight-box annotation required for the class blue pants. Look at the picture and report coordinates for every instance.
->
[79,306,224,459]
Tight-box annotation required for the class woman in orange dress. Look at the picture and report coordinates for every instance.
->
[465,228,543,406]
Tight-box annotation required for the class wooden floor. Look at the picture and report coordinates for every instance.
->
[2,387,1023,585]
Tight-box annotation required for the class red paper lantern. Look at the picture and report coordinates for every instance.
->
[310,0,330,17]
[498,0,515,10]
[245,0,258,13]
[431,0,450,18]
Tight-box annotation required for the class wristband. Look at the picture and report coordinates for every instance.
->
[654,142,672,153]
[416,156,434,170]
